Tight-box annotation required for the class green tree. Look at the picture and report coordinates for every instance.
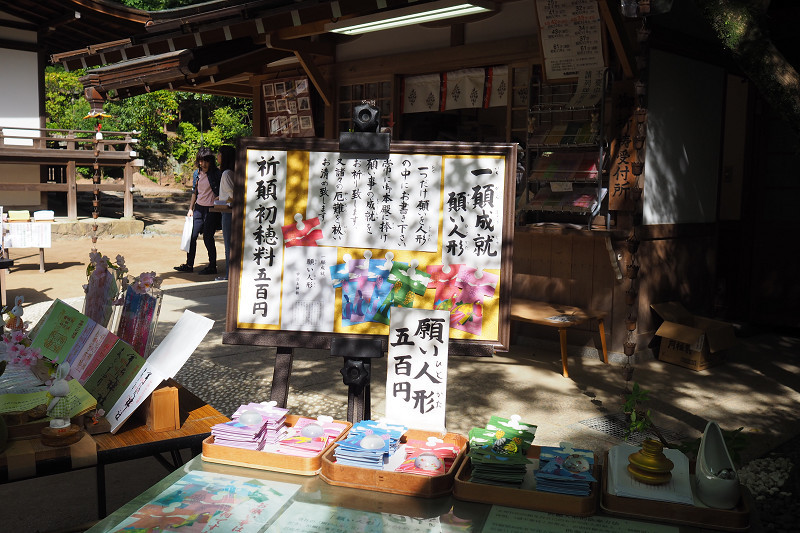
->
[210,105,252,144]
[44,67,92,132]
[118,0,198,10]
[694,0,800,134]
[104,90,180,171]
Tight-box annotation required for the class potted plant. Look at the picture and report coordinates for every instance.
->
[623,382,749,464]
[622,382,669,446]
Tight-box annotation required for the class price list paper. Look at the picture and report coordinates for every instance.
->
[535,0,605,81]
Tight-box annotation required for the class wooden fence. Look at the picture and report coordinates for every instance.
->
[0,125,139,219]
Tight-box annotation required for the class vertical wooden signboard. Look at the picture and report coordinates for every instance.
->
[223,139,516,355]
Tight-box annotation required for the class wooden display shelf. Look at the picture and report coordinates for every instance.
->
[319,429,468,498]
[202,415,352,476]
[600,452,751,531]
[453,446,599,517]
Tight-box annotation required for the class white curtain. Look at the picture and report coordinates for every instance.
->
[402,73,441,113]
[486,65,509,108]
[443,68,485,110]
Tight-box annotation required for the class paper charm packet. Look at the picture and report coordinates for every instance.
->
[333,420,407,470]
[395,452,446,476]
[395,437,461,476]
[486,414,537,435]
[468,427,535,456]
[538,445,595,464]
[232,402,289,429]
[468,445,532,487]
[534,444,596,496]
[272,416,349,457]
[536,453,597,482]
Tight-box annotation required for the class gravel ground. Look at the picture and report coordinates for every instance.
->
[741,440,800,532]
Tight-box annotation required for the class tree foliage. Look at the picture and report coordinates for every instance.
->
[694,0,800,134]
[118,0,198,10]
[44,67,92,132]
[45,66,251,180]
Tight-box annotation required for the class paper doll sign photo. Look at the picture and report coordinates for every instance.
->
[224,138,516,355]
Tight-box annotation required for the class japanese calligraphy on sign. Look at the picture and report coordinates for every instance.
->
[535,0,605,81]
[306,153,442,252]
[229,139,515,354]
[442,157,504,270]
[386,308,450,432]
[608,115,641,211]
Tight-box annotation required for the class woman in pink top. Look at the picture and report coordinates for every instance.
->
[174,147,222,275]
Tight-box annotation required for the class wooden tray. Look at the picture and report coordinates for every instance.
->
[452,446,599,517]
[319,429,468,498]
[600,452,751,531]
[201,414,351,476]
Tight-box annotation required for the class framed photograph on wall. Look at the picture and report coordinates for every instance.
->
[299,116,313,130]
[274,81,286,95]
[263,83,274,97]
[298,97,310,111]
[296,78,308,94]
[265,100,277,113]
[276,99,288,113]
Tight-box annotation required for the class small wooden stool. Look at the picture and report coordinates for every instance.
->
[510,298,608,378]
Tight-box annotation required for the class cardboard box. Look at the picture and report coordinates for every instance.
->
[651,302,737,371]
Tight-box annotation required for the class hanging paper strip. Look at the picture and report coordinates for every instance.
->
[484,65,509,108]
[443,68,485,111]
[402,73,441,113]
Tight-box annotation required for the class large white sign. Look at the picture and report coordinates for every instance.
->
[385,308,450,432]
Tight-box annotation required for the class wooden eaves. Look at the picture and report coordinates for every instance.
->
[48,0,494,102]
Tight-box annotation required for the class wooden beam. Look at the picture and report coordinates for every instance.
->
[0,183,126,192]
[0,148,134,165]
[265,34,335,57]
[46,10,81,32]
[295,51,333,107]
[329,36,539,83]
[0,38,38,53]
[597,0,637,80]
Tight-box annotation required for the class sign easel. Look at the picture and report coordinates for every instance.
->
[222,138,517,416]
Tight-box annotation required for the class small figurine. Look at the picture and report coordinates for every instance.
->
[46,362,72,429]
[41,361,84,446]
[3,295,24,331]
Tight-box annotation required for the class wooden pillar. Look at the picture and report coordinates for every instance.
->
[252,81,264,137]
[66,160,77,220]
[123,161,134,218]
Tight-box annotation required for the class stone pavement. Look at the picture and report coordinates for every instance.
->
[1,215,798,532]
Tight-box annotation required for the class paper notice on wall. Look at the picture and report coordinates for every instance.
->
[535,0,605,81]
[568,68,607,108]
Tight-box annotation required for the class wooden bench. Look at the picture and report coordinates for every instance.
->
[510,298,608,378]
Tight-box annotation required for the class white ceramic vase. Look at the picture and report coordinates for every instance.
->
[695,421,740,509]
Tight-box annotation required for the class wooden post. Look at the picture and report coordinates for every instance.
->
[66,160,77,220]
[123,161,134,218]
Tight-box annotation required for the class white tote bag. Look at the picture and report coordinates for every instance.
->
[180,215,193,252]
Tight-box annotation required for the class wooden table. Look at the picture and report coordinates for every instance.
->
[510,298,608,378]
[0,383,229,517]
